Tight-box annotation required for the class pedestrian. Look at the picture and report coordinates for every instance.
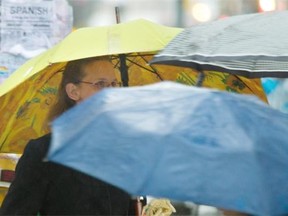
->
[0,56,134,215]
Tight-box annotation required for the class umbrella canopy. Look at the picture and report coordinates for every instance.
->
[0,19,180,153]
[47,81,288,216]
[0,19,267,153]
[150,11,288,78]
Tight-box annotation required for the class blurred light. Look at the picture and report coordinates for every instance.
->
[259,0,276,11]
[191,3,212,22]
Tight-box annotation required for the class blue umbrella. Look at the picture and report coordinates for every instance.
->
[47,82,288,216]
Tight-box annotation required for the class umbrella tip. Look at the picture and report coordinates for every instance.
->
[115,7,121,24]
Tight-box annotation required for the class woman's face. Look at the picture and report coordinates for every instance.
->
[66,60,118,104]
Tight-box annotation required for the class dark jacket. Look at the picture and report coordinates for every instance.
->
[0,134,133,215]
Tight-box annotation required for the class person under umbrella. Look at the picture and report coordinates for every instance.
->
[0,56,134,215]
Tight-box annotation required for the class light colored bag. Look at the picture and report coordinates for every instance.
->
[142,199,176,216]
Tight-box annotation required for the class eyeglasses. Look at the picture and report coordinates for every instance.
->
[77,80,122,89]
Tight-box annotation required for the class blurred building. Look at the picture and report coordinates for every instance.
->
[67,0,178,27]
[67,0,288,28]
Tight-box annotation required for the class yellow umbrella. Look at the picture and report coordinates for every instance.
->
[0,19,267,153]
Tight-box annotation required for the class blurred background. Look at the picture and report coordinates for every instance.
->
[67,0,288,27]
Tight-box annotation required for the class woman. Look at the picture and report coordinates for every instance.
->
[0,56,134,215]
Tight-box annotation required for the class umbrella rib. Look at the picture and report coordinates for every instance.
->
[111,54,163,80]
[45,67,65,83]
[127,55,163,80]
[234,75,255,93]
[0,134,10,151]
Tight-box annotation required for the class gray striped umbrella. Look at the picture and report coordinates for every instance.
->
[150,11,288,80]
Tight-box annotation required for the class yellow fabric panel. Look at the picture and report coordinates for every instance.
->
[0,64,64,153]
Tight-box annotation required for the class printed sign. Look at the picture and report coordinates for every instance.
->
[1,0,54,54]
[0,0,72,83]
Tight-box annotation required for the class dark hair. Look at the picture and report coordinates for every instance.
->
[47,56,111,124]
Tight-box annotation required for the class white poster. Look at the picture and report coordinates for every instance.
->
[0,0,73,84]
[1,0,54,56]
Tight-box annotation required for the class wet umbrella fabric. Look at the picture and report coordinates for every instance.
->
[150,11,288,78]
[47,82,288,216]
